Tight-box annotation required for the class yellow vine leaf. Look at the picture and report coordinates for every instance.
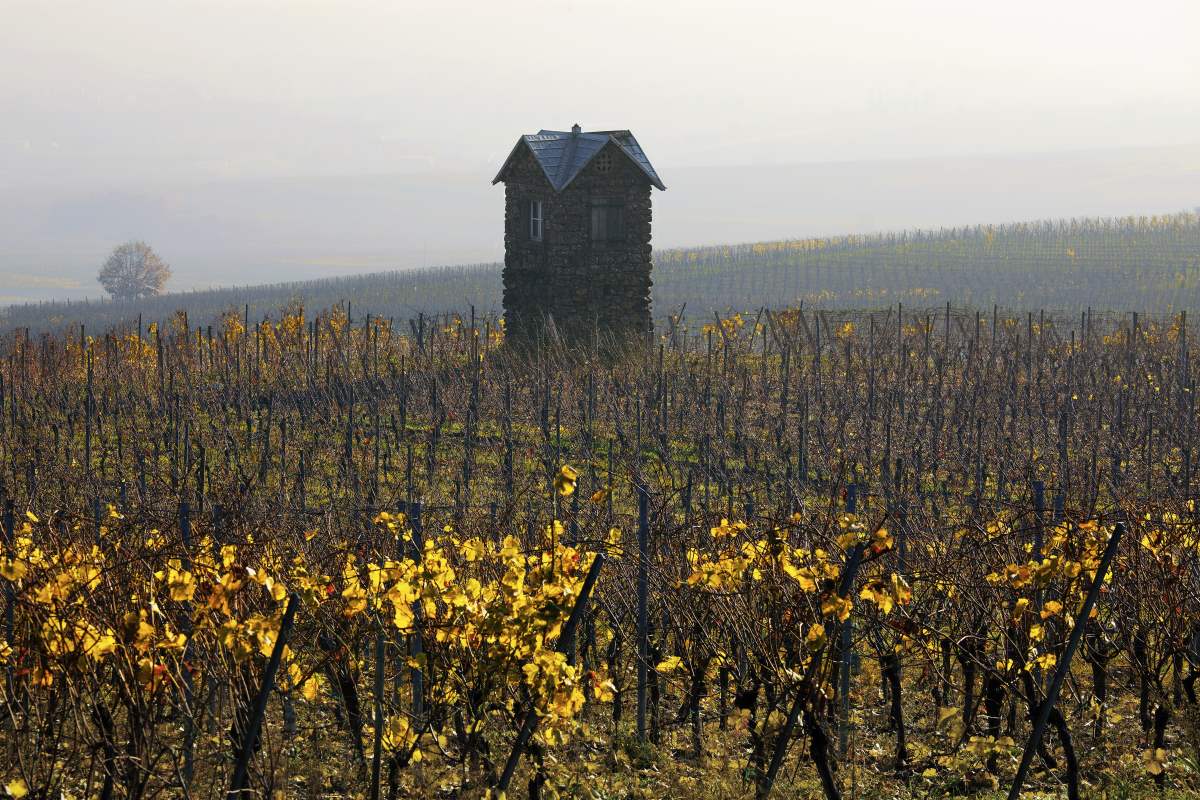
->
[166,561,195,602]
[0,559,26,582]
[860,581,895,614]
[553,465,579,496]
[806,623,826,649]
[655,655,682,673]
[1040,600,1063,619]
[821,595,853,622]
[1143,747,1169,776]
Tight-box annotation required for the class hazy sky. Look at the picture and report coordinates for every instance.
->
[1,0,1198,306]
[3,0,1198,190]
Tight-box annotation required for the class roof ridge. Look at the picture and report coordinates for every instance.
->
[553,129,582,191]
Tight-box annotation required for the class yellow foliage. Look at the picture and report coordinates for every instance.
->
[553,464,579,496]
[821,594,853,622]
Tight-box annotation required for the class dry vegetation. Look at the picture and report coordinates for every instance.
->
[1,302,1200,799]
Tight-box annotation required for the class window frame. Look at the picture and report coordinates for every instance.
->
[590,197,625,245]
[528,199,543,242]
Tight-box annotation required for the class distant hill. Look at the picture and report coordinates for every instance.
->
[2,142,1197,306]
[3,211,1197,333]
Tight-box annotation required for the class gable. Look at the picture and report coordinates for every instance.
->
[497,143,555,190]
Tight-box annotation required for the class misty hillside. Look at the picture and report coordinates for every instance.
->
[3,211,1197,333]
[2,143,1198,307]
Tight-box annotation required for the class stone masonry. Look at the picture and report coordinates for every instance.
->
[493,128,663,342]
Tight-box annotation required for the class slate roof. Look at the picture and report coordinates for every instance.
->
[493,127,666,192]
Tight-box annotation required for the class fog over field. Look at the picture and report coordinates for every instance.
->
[2,0,1197,305]
[3,145,1199,306]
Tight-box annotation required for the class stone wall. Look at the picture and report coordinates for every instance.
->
[500,142,654,341]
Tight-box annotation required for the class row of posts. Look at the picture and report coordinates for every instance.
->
[0,473,1081,795]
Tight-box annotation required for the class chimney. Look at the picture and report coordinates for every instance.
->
[571,123,581,135]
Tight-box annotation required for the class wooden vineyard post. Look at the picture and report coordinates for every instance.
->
[496,553,605,794]
[839,483,857,759]
[888,486,908,768]
[84,345,92,479]
[565,487,582,667]
[895,462,907,575]
[207,505,226,735]
[1007,522,1124,800]
[1032,480,1045,615]
[409,500,425,722]
[636,479,650,743]
[503,377,514,497]
[370,622,386,800]
[179,501,196,790]
[378,496,414,797]
[2,500,13,706]
[227,592,300,799]
[759,538,869,800]
[92,495,102,546]
[569,482,580,545]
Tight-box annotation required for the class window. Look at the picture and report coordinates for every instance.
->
[529,199,543,241]
[590,198,624,243]
[594,152,612,174]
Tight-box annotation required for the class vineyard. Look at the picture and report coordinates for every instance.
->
[3,211,1199,334]
[2,302,1200,800]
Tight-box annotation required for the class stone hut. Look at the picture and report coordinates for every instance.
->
[492,125,665,340]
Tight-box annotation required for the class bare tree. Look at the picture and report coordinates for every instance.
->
[97,241,171,300]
